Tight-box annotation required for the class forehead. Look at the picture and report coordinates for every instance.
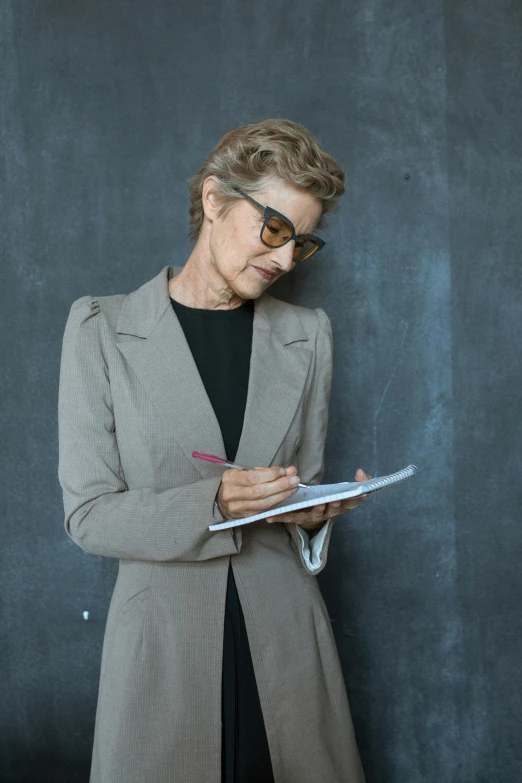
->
[254,179,322,232]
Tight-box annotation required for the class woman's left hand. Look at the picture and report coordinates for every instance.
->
[266,468,372,531]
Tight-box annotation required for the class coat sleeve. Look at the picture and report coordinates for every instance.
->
[284,307,336,576]
[57,296,239,562]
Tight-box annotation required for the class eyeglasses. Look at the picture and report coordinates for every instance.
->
[232,186,326,261]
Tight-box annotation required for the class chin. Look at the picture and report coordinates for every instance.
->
[239,285,262,301]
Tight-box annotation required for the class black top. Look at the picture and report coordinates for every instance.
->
[170,296,254,462]
[170,296,274,783]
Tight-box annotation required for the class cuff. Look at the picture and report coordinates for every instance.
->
[295,520,331,572]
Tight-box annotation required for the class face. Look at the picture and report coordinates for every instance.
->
[202,176,323,299]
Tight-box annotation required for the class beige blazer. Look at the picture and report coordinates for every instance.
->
[58,264,364,783]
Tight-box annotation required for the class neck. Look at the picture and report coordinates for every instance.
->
[168,245,246,310]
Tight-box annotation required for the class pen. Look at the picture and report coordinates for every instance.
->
[192,451,309,487]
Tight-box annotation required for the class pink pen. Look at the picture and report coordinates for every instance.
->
[192,451,309,487]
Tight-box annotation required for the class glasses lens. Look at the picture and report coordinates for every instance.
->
[261,215,320,260]
[293,239,320,261]
[261,216,293,247]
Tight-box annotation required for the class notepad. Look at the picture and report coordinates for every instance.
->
[208,464,418,531]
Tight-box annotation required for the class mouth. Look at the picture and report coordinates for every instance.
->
[253,266,276,281]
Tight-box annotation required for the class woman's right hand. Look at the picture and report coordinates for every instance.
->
[215,465,300,520]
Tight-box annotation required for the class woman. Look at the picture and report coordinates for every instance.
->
[58,118,368,783]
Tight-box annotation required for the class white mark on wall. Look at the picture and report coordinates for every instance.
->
[373,320,409,472]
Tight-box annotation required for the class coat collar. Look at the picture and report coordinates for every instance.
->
[116,265,312,479]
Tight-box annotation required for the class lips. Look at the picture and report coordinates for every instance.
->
[254,266,275,280]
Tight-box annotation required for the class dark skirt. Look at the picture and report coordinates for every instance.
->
[221,562,275,783]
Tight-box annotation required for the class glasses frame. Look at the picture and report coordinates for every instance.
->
[231,185,326,261]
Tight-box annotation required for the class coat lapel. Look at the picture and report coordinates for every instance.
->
[116,265,312,480]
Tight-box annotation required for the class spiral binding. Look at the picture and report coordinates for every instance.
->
[362,465,417,493]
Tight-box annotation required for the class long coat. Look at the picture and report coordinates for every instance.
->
[58,264,365,783]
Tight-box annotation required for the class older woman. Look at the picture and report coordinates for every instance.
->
[58,119,368,783]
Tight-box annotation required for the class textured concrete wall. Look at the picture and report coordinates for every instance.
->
[1,1,520,780]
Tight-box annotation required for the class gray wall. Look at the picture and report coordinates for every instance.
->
[1,1,521,781]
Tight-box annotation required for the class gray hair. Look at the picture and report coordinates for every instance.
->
[187,118,346,242]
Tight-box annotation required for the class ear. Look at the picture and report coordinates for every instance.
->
[201,175,225,223]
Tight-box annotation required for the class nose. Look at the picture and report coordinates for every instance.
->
[271,241,296,272]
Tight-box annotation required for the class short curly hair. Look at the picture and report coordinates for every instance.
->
[187,118,346,242]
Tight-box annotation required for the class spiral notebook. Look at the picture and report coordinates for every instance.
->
[208,464,418,531]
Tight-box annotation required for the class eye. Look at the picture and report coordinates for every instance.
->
[266,217,291,240]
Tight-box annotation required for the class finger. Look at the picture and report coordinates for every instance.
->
[228,466,297,496]
[341,498,364,510]
[267,510,295,523]
[236,466,287,484]
[221,467,300,518]
[354,467,372,482]
[253,465,299,484]
[228,487,297,520]
[250,479,300,512]
[313,504,327,519]
[301,502,329,518]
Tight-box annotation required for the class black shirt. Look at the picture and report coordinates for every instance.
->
[170,295,274,783]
